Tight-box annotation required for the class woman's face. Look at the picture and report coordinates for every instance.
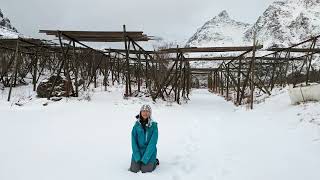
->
[141,110,150,120]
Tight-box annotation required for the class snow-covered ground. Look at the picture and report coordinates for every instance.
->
[0,85,320,180]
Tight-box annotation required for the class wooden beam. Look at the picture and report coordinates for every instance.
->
[159,45,263,53]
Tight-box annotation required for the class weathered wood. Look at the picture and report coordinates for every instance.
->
[160,45,263,53]
[7,39,19,102]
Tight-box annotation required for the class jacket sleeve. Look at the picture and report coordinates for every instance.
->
[131,125,141,162]
[141,123,158,164]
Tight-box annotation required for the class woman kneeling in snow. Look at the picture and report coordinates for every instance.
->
[129,104,159,173]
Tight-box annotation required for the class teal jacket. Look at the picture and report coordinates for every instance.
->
[131,116,158,165]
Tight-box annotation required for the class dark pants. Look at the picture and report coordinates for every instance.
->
[129,160,156,173]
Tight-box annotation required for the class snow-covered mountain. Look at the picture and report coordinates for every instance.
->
[185,10,253,69]
[186,10,252,47]
[244,0,320,48]
[185,0,320,71]
[0,8,20,38]
[187,0,320,49]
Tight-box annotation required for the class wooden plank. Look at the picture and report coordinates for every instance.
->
[159,45,263,53]
[267,47,320,53]
[39,30,152,42]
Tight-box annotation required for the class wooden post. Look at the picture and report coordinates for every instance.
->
[138,52,141,92]
[48,32,67,99]
[123,24,131,96]
[226,63,230,100]
[250,33,257,109]
[236,59,242,104]
[104,55,108,91]
[117,54,120,84]
[177,53,184,104]
[109,50,114,85]
[93,53,97,88]
[220,71,224,95]
[212,72,215,92]
[214,72,217,92]
[33,48,39,91]
[306,38,317,85]
[7,39,19,102]
[145,57,149,89]
[73,41,79,97]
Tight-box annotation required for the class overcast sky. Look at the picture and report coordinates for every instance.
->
[1,0,275,46]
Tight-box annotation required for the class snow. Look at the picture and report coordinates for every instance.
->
[186,10,252,48]
[184,0,320,87]
[185,10,252,69]
[288,83,320,104]
[0,84,320,180]
[245,0,320,48]
[0,8,20,38]
[0,26,20,39]
[184,10,251,68]
[185,0,320,70]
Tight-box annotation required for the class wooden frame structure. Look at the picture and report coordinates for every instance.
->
[0,25,319,108]
[205,35,320,109]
